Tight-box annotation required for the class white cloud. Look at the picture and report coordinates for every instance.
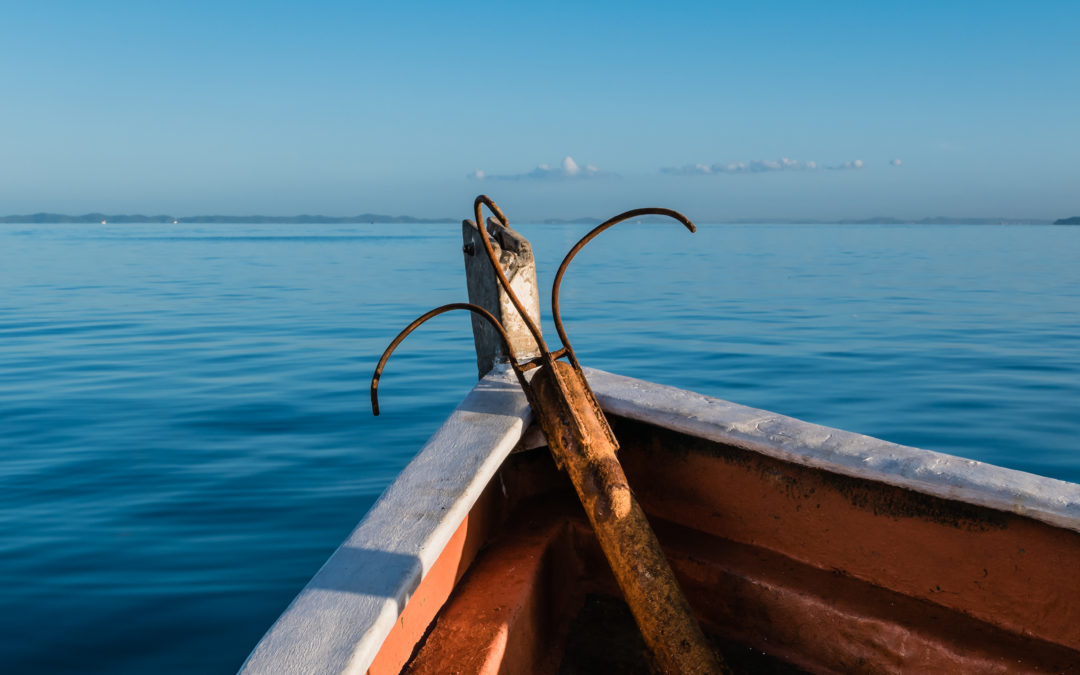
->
[827,159,864,171]
[661,156,874,175]
[661,157,818,175]
[468,156,605,181]
[890,158,903,167]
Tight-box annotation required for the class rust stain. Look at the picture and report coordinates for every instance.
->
[619,416,1009,532]
[819,470,1008,532]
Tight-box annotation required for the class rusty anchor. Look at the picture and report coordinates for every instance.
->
[371,195,726,674]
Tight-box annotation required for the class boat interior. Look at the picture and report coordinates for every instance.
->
[369,414,1080,674]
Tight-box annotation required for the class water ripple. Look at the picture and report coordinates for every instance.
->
[1,222,1078,672]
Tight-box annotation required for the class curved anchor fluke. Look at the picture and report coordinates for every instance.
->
[370,302,524,416]
[551,207,695,367]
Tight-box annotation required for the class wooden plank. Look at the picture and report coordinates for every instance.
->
[461,219,542,377]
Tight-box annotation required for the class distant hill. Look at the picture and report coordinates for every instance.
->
[0,213,177,224]
[536,217,605,225]
[1053,216,1080,225]
[0,213,453,224]
[835,216,1051,225]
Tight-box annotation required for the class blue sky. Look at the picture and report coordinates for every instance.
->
[1,1,1077,220]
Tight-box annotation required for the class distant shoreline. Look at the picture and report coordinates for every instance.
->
[0,213,453,225]
[0,213,1065,226]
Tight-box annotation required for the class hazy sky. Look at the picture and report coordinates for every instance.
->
[1,1,1077,220]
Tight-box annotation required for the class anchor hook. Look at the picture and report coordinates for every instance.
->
[370,302,527,416]
[550,208,695,368]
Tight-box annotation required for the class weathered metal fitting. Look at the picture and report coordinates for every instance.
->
[375,196,724,674]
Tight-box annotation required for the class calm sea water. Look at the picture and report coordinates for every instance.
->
[2,221,1078,672]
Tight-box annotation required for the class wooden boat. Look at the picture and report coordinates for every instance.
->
[242,206,1080,674]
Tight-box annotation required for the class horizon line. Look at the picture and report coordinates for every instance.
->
[0,211,1065,226]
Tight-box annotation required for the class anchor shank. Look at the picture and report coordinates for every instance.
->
[529,361,725,674]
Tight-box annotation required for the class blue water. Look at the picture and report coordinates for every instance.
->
[2,221,1078,672]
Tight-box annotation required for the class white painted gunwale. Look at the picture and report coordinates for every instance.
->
[240,366,531,675]
[585,367,1080,534]
[242,366,1080,675]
